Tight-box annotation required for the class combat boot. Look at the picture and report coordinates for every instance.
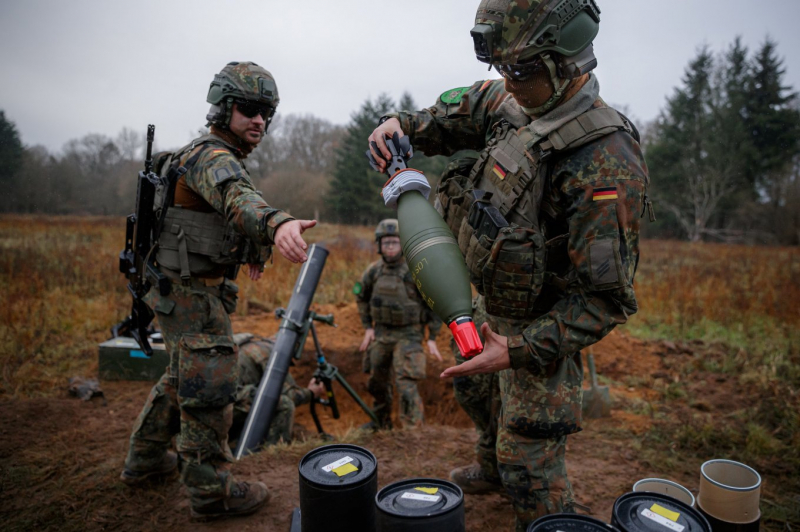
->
[190,481,270,521]
[449,463,504,495]
[120,451,178,486]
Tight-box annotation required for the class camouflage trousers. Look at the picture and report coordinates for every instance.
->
[451,338,501,480]
[496,427,575,532]
[492,315,582,531]
[367,327,426,427]
[123,282,239,507]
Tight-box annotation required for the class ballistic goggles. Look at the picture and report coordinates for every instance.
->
[235,100,275,120]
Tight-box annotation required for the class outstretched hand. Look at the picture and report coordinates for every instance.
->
[274,219,317,263]
[440,323,511,378]
[367,118,404,173]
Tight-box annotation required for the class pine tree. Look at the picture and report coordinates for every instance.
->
[647,47,746,241]
[327,94,397,224]
[0,110,24,212]
[744,38,800,207]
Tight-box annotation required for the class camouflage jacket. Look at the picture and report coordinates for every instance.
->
[166,127,294,247]
[355,258,442,338]
[387,74,647,371]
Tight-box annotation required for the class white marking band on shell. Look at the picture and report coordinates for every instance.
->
[382,170,431,209]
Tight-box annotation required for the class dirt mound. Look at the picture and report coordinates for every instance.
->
[0,303,776,531]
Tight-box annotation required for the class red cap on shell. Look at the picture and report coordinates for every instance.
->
[449,318,483,359]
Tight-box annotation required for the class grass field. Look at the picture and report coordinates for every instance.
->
[1,215,798,527]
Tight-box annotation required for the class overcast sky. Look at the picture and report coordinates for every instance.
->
[2,0,799,153]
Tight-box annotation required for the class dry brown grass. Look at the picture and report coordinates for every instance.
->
[0,215,373,398]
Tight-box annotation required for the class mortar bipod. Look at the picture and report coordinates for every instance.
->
[274,308,380,436]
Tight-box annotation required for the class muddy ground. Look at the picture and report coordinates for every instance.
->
[0,302,766,531]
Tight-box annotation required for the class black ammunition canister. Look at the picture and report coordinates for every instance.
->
[528,514,621,532]
[612,492,711,532]
[375,478,464,532]
[298,444,378,532]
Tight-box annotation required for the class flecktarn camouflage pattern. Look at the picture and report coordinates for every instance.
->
[450,296,501,480]
[473,0,600,65]
[356,258,442,427]
[123,63,294,513]
[385,64,648,529]
[207,61,279,107]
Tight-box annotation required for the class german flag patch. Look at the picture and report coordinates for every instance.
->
[592,187,618,201]
[492,162,508,180]
[479,80,493,92]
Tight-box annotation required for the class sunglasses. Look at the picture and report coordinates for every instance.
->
[494,56,547,82]
[235,100,274,120]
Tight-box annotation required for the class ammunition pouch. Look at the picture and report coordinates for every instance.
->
[156,206,249,280]
[482,226,547,320]
[435,155,479,238]
[369,268,423,327]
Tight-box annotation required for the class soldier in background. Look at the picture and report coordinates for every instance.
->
[119,62,316,521]
[368,1,650,529]
[355,219,443,429]
[230,334,324,444]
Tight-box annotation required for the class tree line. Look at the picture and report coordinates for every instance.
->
[1,37,798,244]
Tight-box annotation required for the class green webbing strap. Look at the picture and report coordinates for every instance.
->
[176,228,191,285]
[546,107,629,151]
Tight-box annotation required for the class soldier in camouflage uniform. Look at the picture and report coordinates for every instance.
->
[120,62,317,521]
[368,2,651,529]
[356,219,443,429]
[229,333,324,445]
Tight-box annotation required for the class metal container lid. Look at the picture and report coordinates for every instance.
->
[298,444,377,489]
[528,514,620,532]
[376,478,463,518]
[613,493,711,532]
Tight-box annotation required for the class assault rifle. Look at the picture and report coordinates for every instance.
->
[115,125,186,355]
[234,244,378,458]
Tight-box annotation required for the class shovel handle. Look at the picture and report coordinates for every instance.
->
[587,352,599,388]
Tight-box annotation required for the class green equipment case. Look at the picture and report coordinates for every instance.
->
[98,336,169,381]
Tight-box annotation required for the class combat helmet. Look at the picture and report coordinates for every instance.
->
[206,61,280,131]
[375,219,400,254]
[471,0,600,114]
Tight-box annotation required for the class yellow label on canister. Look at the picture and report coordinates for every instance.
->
[650,504,680,522]
[332,463,358,477]
[414,487,439,495]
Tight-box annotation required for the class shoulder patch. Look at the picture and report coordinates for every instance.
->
[214,166,236,185]
[440,87,470,105]
[479,80,493,92]
[353,282,363,295]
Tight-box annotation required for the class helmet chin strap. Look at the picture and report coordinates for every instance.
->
[519,54,571,117]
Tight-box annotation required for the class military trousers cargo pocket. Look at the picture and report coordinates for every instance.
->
[177,334,238,409]
[499,360,582,440]
[482,227,547,320]
[570,202,626,291]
